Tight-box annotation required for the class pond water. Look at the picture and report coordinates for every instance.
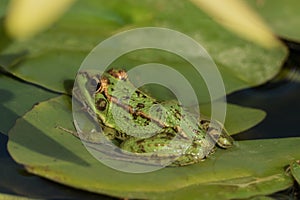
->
[230,39,300,140]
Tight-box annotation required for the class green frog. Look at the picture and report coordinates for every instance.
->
[73,68,234,166]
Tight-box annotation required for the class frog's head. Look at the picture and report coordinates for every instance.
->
[74,70,107,117]
[74,69,129,124]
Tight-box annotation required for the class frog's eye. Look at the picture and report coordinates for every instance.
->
[90,77,101,91]
[90,77,99,86]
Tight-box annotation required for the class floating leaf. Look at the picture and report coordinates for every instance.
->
[0,73,57,134]
[246,0,300,42]
[8,95,298,199]
[1,0,287,98]
[0,0,9,18]
[290,160,300,184]
[158,173,292,200]
[0,193,35,200]
[200,103,266,135]
[189,0,281,48]
[5,0,76,40]
[1,131,115,200]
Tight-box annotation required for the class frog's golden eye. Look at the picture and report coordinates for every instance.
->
[90,77,99,86]
[90,77,101,91]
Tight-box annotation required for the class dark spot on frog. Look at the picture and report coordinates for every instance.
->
[140,148,146,153]
[200,119,209,125]
[123,116,130,122]
[143,119,150,126]
[167,132,176,139]
[174,109,182,120]
[132,113,138,120]
[135,90,147,98]
[192,142,198,148]
[135,90,141,97]
[137,103,145,109]
[136,139,145,145]
[137,143,146,153]
[96,98,107,111]
[123,96,130,100]
[156,106,162,112]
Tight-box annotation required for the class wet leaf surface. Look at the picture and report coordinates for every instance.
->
[7,96,298,199]
[246,0,300,42]
[0,73,57,135]
[1,0,287,99]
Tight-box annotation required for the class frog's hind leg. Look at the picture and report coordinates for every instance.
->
[120,132,175,153]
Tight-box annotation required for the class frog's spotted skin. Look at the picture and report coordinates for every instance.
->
[74,68,234,166]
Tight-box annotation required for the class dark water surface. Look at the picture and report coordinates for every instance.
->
[0,133,112,200]
[230,39,300,140]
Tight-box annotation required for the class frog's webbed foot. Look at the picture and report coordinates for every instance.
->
[200,119,234,149]
[206,127,233,149]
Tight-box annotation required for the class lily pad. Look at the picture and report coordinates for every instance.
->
[1,0,287,99]
[0,193,35,200]
[0,132,115,200]
[8,95,298,199]
[0,73,57,135]
[200,103,266,135]
[290,160,300,184]
[246,0,300,42]
[0,0,9,18]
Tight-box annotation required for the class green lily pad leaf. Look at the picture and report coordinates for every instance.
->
[159,173,292,200]
[0,193,36,200]
[290,160,300,184]
[1,0,287,99]
[246,0,300,42]
[0,140,113,200]
[247,196,276,200]
[0,73,57,134]
[0,0,11,52]
[200,103,266,135]
[0,0,9,17]
[0,19,12,53]
[8,95,298,199]
[0,18,26,67]
[0,51,28,71]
